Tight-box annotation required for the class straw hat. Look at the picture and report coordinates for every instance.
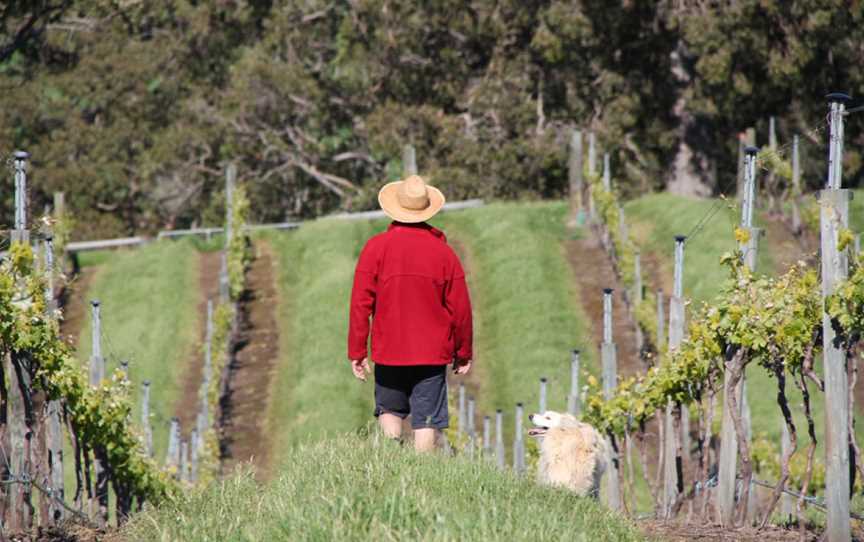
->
[377,175,446,223]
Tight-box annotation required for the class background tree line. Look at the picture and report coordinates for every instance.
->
[0,0,862,239]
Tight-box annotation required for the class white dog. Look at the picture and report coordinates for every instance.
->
[528,411,608,498]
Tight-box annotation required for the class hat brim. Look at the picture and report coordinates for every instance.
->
[377,181,446,223]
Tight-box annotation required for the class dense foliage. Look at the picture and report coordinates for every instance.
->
[1,1,862,238]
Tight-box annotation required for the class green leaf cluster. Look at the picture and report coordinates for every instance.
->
[583,245,828,438]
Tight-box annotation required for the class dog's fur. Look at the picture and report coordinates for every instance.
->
[528,411,608,498]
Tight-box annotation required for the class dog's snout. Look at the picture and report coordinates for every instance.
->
[529,414,534,421]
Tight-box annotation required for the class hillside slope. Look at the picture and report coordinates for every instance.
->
[123,433,644,542]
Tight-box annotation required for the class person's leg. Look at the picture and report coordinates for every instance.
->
[409,365,449,453]
[374,364,410,440]
[413,427,437,452]
[378,412,403,439]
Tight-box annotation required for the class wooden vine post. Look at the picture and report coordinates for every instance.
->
[495,409,505,469]
[601,288,622,510]
[663,235,686,518]
[633,252,644,351]
[88,300,109,523]
[567,350,581,416]
[791,135,802,234]
[467,396,476,456]
[736,128,756,202]
[587,132,597,223]
[197,299,214,454]
[767,117,778,213]
[42,235,65,523]
[601,155,612,249]
[166,417,181,472]
[602,153,611,192]
[716,146,760,525]
[568,129,584,224]
[458,383,466,436]
[219,164,236,303]
[482,416,491,457]
[538,378,548,414]
[4,150,33,531]
[822,92,852,542]
[141,381,153,457]
[513,403,526,473]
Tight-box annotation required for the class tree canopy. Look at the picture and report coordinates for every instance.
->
[1,0,862,239]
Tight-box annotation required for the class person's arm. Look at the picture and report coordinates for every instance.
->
[446,259,473,364]
[348,241,378,365]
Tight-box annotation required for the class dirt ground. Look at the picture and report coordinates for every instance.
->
[762,213,817,272]
[565,228,644,380]
[173,250,222,438]
[566,225,667,503]
[639,519,823,541]
[58,267,98,347]
[218,242,281,480]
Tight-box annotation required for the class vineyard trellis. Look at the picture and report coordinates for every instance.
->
[569,94,864,540]
[0,153,251,533]
[442,93,862,542]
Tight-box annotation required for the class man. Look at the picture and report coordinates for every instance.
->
[348,174,473,452]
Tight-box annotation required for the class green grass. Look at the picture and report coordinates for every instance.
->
[75,239,200,460]
[438,202,598,422]
[624,192,774,305]
[123,433,644,542]
[267,219,382,457]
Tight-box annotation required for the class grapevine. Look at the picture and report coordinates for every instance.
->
[195,183,252,482]
[0,242,178,504]
[581,226,864,521]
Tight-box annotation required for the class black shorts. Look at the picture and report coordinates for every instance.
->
[374,364,449,430]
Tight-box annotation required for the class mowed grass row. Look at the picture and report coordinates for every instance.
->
[123,433,644,542]
[266,219,381,455]
[75,240,201,460]
[438,202,598,425]
[266,202,599,462]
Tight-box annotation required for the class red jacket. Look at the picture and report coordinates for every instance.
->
[348,222,473,366]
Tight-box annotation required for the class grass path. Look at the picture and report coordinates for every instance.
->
[266,202,598,461]
[124,433,644,542]
[75,240,200,460]
[438,202,598,427]
[267,219,381,459]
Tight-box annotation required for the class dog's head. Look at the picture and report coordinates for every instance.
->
[528,411,579,437]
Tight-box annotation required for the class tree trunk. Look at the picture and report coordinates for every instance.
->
[667,43,713,198]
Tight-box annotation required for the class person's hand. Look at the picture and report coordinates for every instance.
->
[453,358,472,375]
[351,358,371,381]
